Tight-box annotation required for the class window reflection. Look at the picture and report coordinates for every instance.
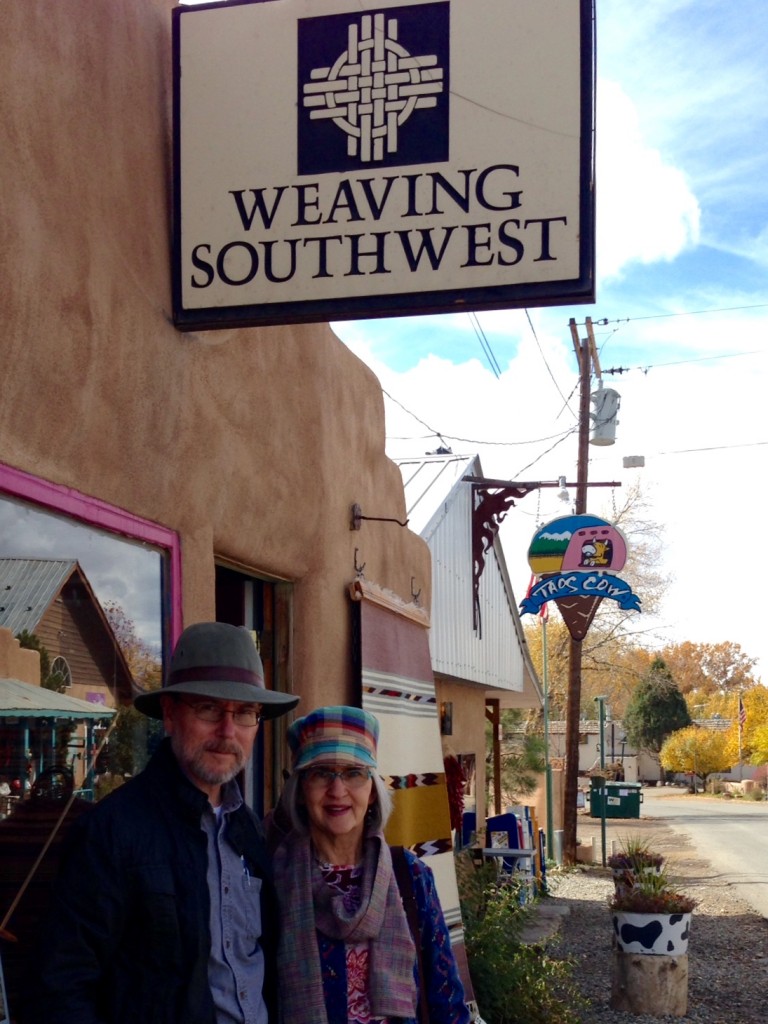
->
[0,498,165,793]
[0,483,173,1018]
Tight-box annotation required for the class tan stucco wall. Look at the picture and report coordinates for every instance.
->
[436,678,488,828]
[0,628,41,686]
[1,1,430,706]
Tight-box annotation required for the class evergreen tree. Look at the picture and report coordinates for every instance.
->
[623,657,691,756]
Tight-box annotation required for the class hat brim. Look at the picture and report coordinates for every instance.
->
[133,681,299,721]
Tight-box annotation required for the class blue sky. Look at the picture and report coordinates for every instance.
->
[331,0,768,679]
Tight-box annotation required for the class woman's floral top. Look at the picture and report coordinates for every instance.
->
[316,850,470,1024]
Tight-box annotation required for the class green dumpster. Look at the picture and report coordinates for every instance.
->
[589,779,642,818]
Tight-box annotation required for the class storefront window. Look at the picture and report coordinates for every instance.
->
[0,463,179,1014]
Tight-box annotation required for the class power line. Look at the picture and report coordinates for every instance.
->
[575,302,768,327]
[525,308,575,415]
[655,440,768,456]
[468,311,503,378]
[382,386,576,447]
[634,350,763,373]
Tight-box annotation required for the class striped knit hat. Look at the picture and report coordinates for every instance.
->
[287,705,379,770]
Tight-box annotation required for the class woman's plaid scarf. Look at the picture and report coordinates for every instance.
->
[273,830,417,1024]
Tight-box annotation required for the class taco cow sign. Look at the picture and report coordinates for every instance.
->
[521,515,641,640]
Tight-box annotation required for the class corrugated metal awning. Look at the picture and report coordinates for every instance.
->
[0,678,117,719]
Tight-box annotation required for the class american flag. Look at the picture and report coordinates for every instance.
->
[525,573,549,623]
[739,695,747,731]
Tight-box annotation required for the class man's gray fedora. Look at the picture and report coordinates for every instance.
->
[133,621,299,720]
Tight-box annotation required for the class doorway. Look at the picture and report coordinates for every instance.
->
[215,565,293,813]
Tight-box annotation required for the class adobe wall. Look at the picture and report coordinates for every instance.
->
[0,0,431,707]
[0,629,41,687]
[436,677,488,826]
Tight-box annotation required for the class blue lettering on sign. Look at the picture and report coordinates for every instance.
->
[519,573,641,615]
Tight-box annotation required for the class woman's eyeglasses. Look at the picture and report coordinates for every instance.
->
[179,699,262,727]
[302,766,372,789]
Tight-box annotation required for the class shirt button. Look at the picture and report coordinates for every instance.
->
[224,886,229,894]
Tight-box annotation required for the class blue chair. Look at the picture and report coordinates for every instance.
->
[461,810,477,849]
[485,813,525,872]
[485,813,537,899]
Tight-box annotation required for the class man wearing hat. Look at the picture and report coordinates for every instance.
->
[30,622,298,1024]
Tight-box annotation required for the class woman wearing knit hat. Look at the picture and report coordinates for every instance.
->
[271,705,470,1024]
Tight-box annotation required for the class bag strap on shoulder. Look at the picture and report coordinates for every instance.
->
[391,845,430,1024]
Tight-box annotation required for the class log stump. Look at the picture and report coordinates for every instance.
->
[610,951,689,1016]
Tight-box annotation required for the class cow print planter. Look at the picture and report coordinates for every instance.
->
[612,911,692,956]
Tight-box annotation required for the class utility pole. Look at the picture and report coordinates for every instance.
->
[562,316,599,863]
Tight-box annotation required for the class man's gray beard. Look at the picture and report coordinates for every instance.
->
[172,735,246,787]
[189,748,245,786]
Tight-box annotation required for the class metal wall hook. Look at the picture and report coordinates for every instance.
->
[350,503,409,531]
[354,548,366,577]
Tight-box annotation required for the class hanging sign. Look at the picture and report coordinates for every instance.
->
[521,515,641,640]
[172,0,595,330]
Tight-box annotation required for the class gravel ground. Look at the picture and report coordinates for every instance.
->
[544,802,768,1023]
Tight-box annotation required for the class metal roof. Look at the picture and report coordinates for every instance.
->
[0,678,117,719]
[396,454,477,537]
[0,558,78,635]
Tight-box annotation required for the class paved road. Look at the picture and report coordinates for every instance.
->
[642,789,768,917]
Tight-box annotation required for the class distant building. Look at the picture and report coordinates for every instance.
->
[0,558,130,789]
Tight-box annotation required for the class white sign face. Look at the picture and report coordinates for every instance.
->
[172,0,594,329]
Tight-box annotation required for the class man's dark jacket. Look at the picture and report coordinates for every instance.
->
[29,739,280,1024]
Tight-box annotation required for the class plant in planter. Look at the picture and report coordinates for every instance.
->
[609,870,698,956]
[607,835,664,897]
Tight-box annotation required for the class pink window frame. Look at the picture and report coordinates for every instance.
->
[0,461,182,648]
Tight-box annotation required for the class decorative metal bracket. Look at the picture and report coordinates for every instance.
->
[470,483,539,636]
[350,503,409,531]
[465,475,621,637]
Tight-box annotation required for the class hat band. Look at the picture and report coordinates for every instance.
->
[168,666,264,687]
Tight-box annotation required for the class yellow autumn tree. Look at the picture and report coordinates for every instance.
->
[659,640,758,696]
[660,725,732,788]
[721,685,768,765]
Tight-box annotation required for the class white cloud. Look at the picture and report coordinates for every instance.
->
[595,80,700,281]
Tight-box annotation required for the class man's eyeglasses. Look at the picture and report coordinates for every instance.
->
[302,766,372,789]
[179,699,262,727]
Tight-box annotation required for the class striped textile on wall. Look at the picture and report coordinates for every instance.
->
[350,580,474,1000]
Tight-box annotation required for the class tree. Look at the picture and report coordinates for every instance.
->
[487,710,546,810]
[721,685,768,766]
[659,640,758,697]
[523,620,655,722]
[660,725,732,789]
[105,705,161,779]
[103,601,162,693]
[100,602,163,778]
[623,657,691,756]
[749,723,768,767]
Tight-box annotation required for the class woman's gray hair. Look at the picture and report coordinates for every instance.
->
[279,768,393,835]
